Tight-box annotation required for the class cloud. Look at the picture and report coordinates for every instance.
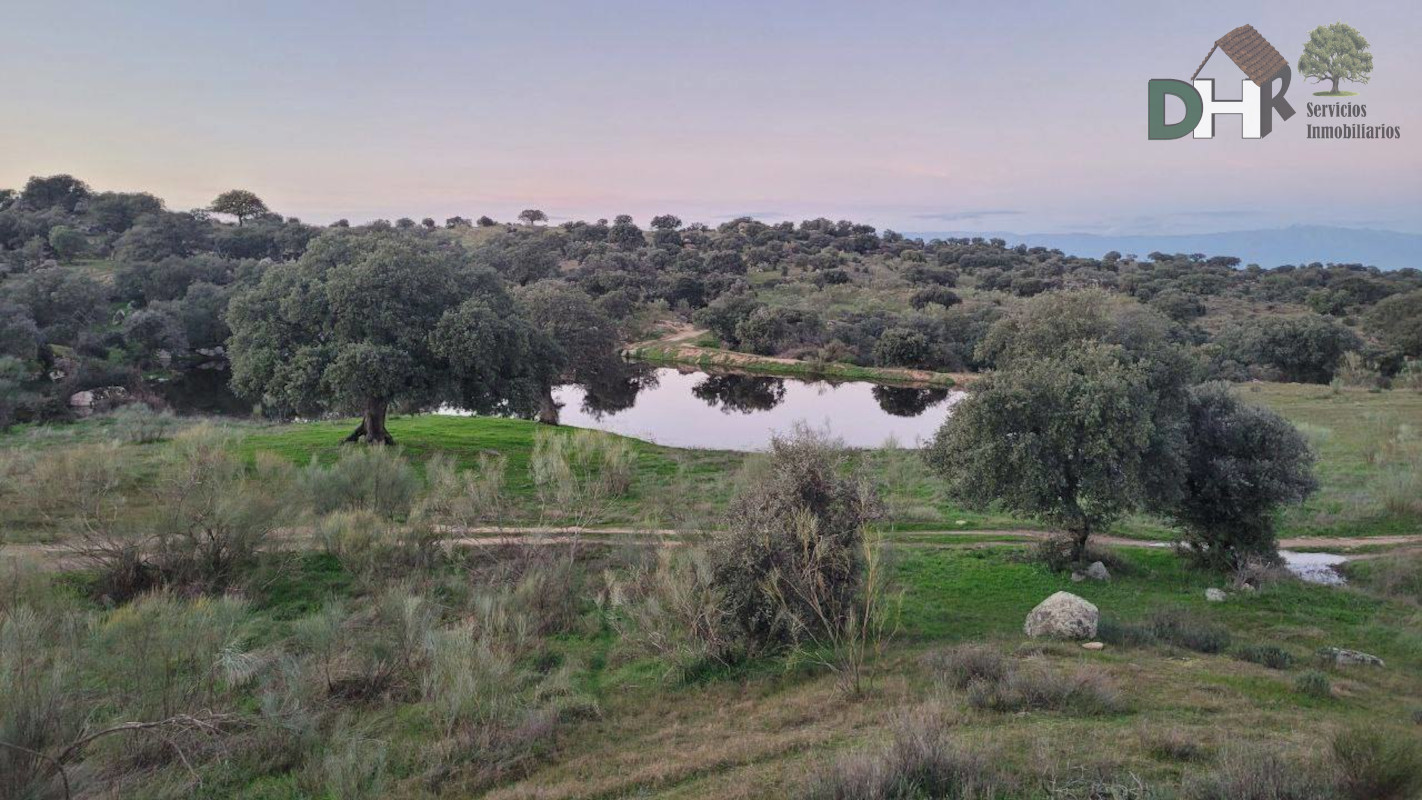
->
[912,209,1022,222]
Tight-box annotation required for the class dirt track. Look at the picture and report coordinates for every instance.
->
[7,526,1419,572]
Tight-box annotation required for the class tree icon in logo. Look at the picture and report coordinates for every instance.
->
[1298,23,1373,96]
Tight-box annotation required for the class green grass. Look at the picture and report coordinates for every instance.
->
[895,545,1417,663]
[1313,90,1359,96]
[1243,383,1422,538]
[235,414,744,524]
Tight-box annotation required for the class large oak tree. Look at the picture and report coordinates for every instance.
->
[926,344,1159,562]
[226,229,555,444]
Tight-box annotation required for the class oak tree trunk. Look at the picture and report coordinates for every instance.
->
[1331,76,1340,93]
[344,398,395,445]
[1068,525,1091,564]
[537,386,561,425]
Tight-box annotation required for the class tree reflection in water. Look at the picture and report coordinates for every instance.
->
[691,373,788,414]
[578,361,660,420]
[871,385,949,417]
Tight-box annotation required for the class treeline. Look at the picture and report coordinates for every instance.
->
[3,173,1421,429]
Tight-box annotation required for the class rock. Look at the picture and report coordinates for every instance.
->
[1070,571,1085,582]
[1081,642,1105,651]
[1320,647,1384,668]
[1023,591,1099,640]
[1085,561,1110,581]
[68,385,133,416]
[1205,588,1228,602]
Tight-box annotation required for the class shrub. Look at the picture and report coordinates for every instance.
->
[1139,726,1213,763]
[307,727,389,800]
[910,287,962,309]
[107,403,181,443]
[710,428,879,653]
[965,666,1127,716]
[416,452,509,529]
[1147,609,1231,654]
[147,425,284,592]
[1096,618,1158,648]
[316,510,393,581]
[610,547,734,681]
[1185,746,1335,800]
[1213,314,1363,384]
[802,708,1007,800]
[1330,726,1422,800]
[529,428,635,527]
[1295,670,1331,699]
[299,446,420,519]
[926,645,1008,690]
[1234,644,1294,670]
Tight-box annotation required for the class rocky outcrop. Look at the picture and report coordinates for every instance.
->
[1320,647,1384,667]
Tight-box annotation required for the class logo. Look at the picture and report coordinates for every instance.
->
[1148,25,1295,139]
[1149,23,1399,141]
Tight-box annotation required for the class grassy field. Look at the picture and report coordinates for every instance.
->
[483,547,1422,799]
[1245,383,1422,538]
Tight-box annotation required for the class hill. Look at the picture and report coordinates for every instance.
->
[904,225,1422,271]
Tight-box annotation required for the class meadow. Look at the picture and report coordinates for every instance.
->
[1,381,1420,799]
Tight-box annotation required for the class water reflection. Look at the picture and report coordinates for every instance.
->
[549,367,963,450]
[692,374,787,414]
[580,362,660,419]
[872,385,950,417]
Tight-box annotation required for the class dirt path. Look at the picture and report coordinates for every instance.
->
[9,527,1419,571]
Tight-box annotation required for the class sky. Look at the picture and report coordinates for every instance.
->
[2,0,1420,235]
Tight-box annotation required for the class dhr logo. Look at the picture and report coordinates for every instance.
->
[1149,25,1296,139]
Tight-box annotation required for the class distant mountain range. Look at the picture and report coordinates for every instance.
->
[901,225,1421,271]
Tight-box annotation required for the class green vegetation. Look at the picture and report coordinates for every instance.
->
[3,407,1422,797]
[4,173,1422,798]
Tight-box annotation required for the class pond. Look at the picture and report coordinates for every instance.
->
[160,362,963,452]
[538,366,963,450]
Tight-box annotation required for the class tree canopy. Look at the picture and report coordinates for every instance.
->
[926,344,1160,561]
[210,190,270,226]
[226,229,555,443]
[1298,23,1373,94]
[1169,383,1317,569]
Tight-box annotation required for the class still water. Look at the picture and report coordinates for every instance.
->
[544,367,963,451]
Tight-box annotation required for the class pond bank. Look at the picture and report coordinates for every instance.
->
[622,342,970,388]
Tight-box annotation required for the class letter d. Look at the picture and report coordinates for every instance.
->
[1148,80,1203,140]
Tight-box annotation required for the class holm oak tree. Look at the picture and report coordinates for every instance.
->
[226,229,556,444]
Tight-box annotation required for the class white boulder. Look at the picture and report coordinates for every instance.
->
[1023,591,1099,640]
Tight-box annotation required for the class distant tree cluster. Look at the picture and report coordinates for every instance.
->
[3,172,1419,432]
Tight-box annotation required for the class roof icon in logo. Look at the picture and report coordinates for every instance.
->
[1191,24,1289,85]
